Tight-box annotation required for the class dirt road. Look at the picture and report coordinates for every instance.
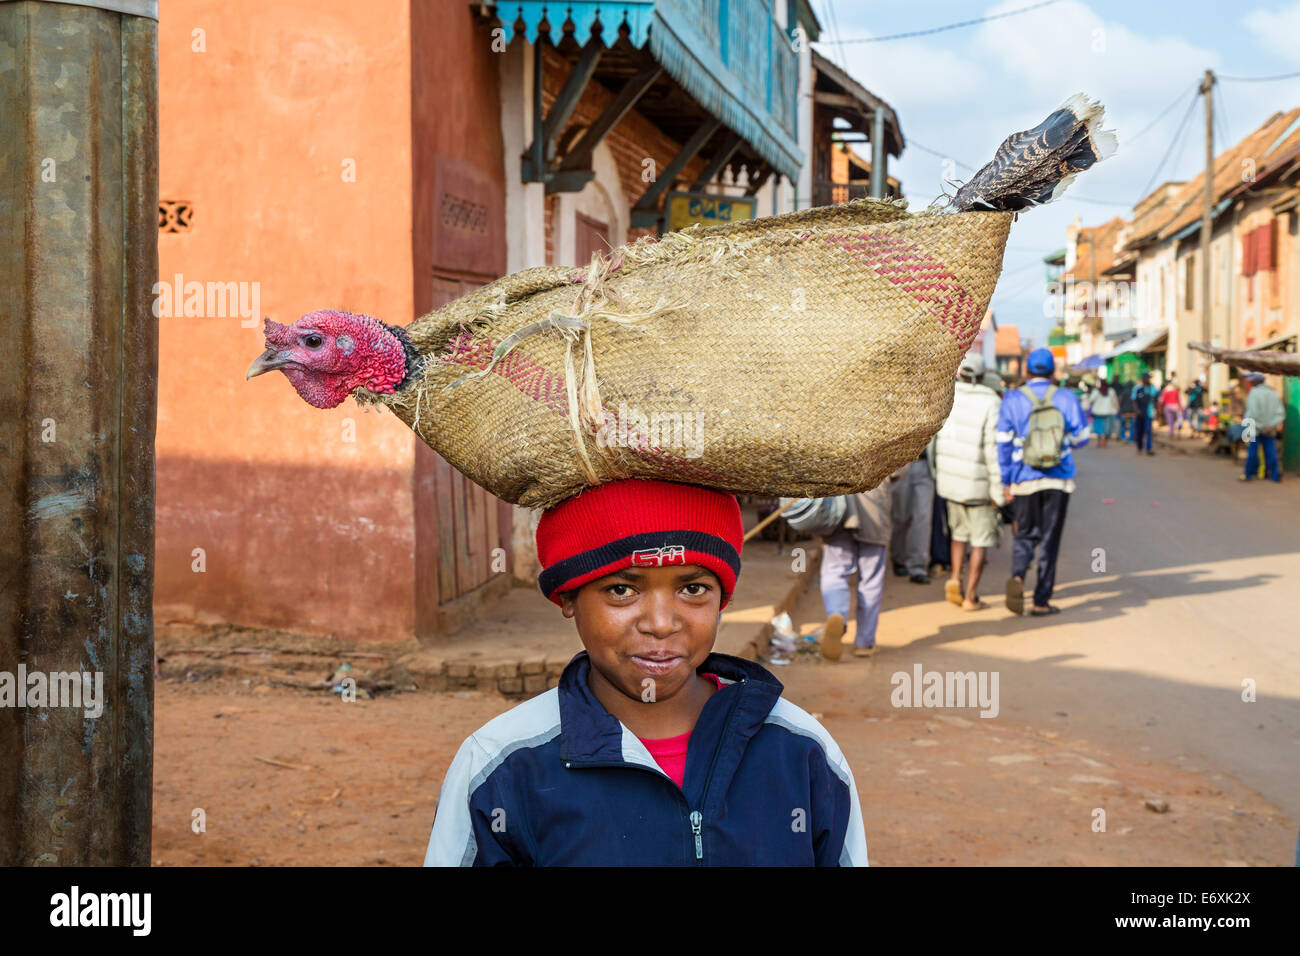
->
[151,673,1291,866]
[150,440,1298,866]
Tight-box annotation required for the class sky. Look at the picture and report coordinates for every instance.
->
[808,0,1300,347]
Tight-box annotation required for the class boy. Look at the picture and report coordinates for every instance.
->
[423,479,868,866]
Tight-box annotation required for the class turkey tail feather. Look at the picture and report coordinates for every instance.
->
[952,94,1116,212]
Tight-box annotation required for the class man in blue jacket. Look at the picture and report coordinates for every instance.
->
[424,479,869,866]
[996,349,1090,617]
[1130,372,1158,455]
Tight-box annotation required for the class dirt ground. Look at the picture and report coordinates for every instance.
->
[151,668,1294,866]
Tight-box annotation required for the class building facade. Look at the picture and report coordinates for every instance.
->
[154,0,904,642]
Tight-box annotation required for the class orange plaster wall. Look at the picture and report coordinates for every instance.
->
[155,0,418,640]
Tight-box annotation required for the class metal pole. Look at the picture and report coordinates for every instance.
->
[0,0,158,866]
[1200,70,1214,347]
[871,108,887,199]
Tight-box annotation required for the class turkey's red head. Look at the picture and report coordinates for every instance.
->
[246,311,412,409]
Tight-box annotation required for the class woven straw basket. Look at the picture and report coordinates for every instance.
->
[362,198,1013,508]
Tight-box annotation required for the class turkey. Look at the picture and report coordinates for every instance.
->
[248,94,1116,410]
[248,95,1115,507]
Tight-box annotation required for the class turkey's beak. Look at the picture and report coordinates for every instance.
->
[246,348,288,379]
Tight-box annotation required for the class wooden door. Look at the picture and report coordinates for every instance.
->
[574,212,610,265]
[429,275,514,605]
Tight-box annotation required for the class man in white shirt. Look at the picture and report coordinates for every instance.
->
[931,354,1003,610]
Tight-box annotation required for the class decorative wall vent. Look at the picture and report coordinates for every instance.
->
[440,193,487,234]
[159,200,193,233]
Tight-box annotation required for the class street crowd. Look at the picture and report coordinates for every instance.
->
[813,348,1288,659]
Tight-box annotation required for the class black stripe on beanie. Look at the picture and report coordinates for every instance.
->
[538,530,741,599]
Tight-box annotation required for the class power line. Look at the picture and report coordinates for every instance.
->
[1138,87,1202,201]
[1218,69,1300,83]
[1063,195,1133,207]
[1125,83,1199,145]
[908,138,976,171]
[826,0,1061,44]
[995,271,1051,302]
[820,0,848,70]
[998,258,1050,281]
[1214,79,1231,146]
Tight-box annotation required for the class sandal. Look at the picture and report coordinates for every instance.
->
[820,614,845,661]
[944,579,963,606]
[1005,577,1024,616]
[961,598,989,611]
[1030,605,1062,616]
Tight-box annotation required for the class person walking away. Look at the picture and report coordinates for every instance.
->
[1186,376,1207,431]
[1089,379,1119,448]
[1078,381,1093,431]
[1159,378,1183,438]
[890,454,934,584]
[1131,372,1157,455]
[928,482,952,576]
[927,431,952,576]
[997,348,1090,617]
[1116,379,1136,442]
[933,354,1004,611]
[819,478,897,660]
[1240,371,1284,483]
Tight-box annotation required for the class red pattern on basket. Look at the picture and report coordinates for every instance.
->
[824,233,984,350]
[439,330,731,485]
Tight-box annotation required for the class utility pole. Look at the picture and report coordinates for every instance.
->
[0,0,158,865]
[1200,69,1215,348]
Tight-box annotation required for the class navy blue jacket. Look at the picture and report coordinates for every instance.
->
[424,651,868,866]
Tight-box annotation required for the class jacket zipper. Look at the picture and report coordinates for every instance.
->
[688,685,743,864]
[564,680,746,865]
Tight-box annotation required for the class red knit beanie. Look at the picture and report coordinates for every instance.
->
[536,480,744,608]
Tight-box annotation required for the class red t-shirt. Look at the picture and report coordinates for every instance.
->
[637,672,723,788]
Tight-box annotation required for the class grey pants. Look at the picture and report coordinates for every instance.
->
[820,532,887,648]
[890,459,933,576]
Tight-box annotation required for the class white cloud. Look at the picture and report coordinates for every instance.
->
[1243,3,1300,63]
[815,38,988,111]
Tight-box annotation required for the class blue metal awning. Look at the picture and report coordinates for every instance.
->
[494,1,804,180]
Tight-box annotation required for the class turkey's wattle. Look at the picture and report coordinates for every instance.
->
[246,311,410,409]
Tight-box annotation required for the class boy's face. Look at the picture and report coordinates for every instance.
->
[561,564,723,704]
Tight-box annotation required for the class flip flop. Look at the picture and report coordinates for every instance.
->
[1030,605,1062,616]
[962,599,989,611]
[1005,577,1024,616]
[820,614,845,662]
[944,579,963,606]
